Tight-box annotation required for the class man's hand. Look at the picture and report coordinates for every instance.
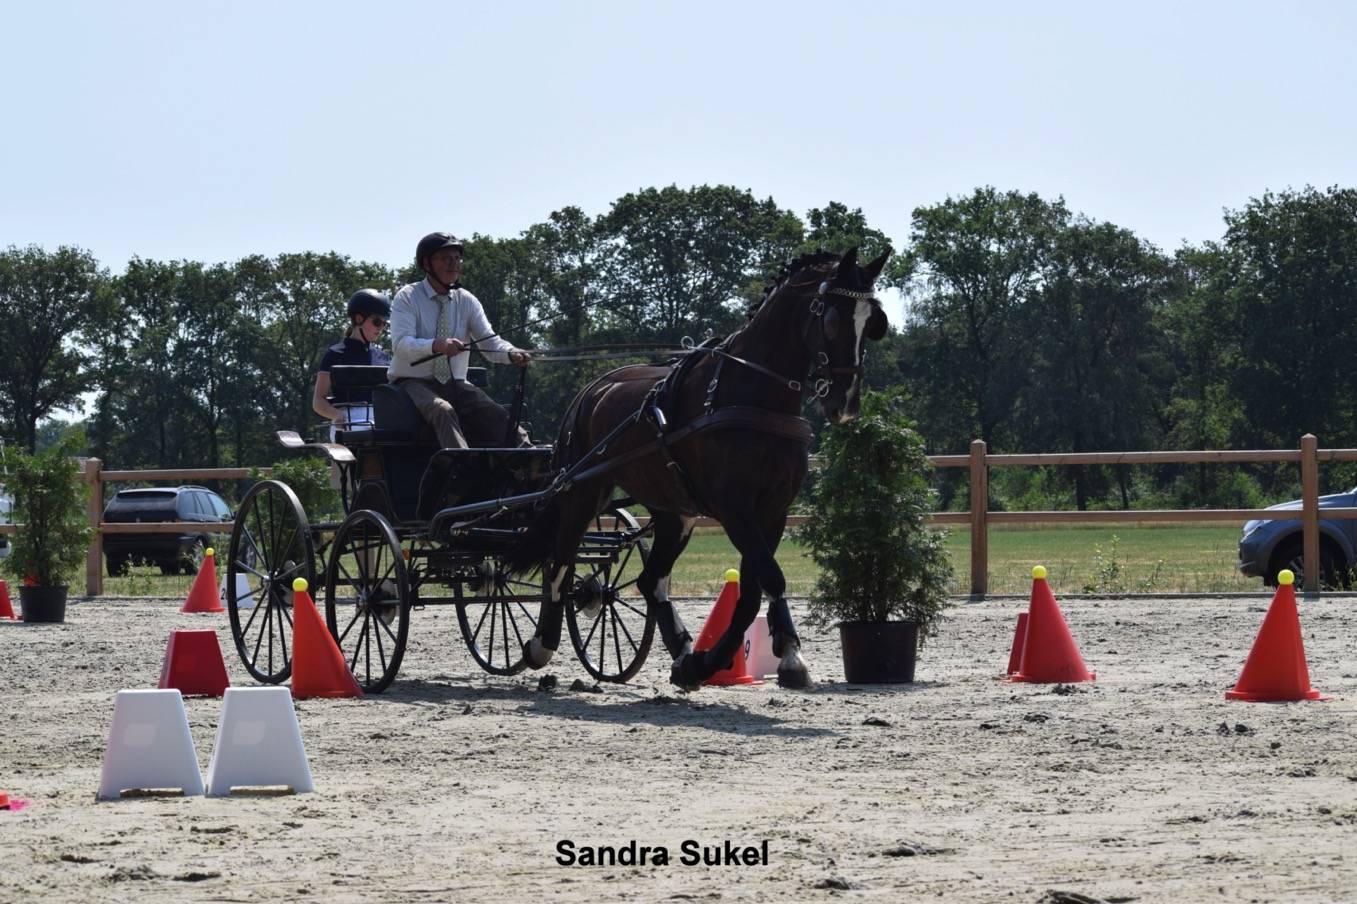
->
[509,349,532,367]
[436,338,466,357]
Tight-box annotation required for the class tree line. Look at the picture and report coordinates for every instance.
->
[2,183,1355,511]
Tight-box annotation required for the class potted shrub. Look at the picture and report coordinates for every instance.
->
[3,434,92,623]
[795,388,953,683]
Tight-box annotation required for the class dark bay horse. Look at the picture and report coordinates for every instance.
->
[506,248,890,688]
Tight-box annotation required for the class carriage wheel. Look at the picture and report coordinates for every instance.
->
[226,479,315,684]
[456,556,542,676]
[566,507,654,683]
[324,509,410,693]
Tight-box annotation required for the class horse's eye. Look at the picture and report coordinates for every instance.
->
[822,306,840,340]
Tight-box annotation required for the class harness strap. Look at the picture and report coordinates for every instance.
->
[566,406,813,488]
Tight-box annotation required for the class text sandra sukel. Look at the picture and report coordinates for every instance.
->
[556,839,769,867]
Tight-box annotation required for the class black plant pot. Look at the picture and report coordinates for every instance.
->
[839,620,918,684]
[19,585,68,624]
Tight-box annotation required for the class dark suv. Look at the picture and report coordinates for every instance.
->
[103,486,232,576]
[1237,487,1357,589]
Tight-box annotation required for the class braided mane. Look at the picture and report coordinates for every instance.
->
[747,250,840,318]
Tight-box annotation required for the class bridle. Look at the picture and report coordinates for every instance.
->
[709,266,885,400]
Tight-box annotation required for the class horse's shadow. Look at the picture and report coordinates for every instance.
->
[375,676,836,737]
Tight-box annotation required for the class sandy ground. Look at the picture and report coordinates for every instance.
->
[2,591,1356,904]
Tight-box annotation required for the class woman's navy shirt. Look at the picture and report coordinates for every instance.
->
[317,338,391,404]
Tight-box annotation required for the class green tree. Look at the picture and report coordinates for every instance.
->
[1214,186,1357,448]
[597,185,801,342]
[0,245,116,451]
[1018,220,1174,509]
[900,188,1069,453]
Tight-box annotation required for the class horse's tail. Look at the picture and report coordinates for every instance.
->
[503,493,561,577]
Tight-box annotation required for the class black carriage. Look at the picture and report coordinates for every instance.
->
[224,364,654,692]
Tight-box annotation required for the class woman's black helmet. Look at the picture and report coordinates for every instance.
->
[346,289,391,319]
[416,232,464,272]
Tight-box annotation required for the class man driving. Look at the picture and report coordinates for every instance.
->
[388,232,531,448]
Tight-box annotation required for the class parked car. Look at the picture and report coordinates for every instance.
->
[1237,488,1357,589]
[102,486,232,576]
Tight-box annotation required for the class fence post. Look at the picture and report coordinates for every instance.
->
[84,458,103,598]
[1300,434,1319,593]
[969,439,988,599]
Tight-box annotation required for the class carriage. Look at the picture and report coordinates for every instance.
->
[226,247,890,694]
[223,364,654,693]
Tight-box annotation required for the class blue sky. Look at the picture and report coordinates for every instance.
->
[4,0,1356,323]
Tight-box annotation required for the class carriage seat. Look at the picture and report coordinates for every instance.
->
[345,366,490,443]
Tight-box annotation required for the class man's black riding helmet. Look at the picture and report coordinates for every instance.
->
[416,232,464,272]
[346,288,391,319]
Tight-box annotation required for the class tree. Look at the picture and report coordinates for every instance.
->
[1214,187,1357,449]
[596,185,801,342]
[900,188,1069,453]
[0,245,115,451]
[1018,220,1173,508]
[90,257,195,467]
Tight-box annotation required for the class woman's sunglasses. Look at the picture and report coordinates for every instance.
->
[367,317,388,328]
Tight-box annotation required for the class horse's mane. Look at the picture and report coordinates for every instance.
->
[747,250,840,318]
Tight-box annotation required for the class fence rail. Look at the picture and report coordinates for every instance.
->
[3,434,1346,597]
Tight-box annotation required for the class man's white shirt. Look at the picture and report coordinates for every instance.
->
[388,278,519,381]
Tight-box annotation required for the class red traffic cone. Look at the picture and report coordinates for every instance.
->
[695,570,761,686]
[158,629,231,696]
[290,579,363,699]
[1010,566,1095,684]
[181,548,226,614]
[1226,570,1324,702]
[0,789,29,812]
[1005,611,1029,675]
[0,580,17,620]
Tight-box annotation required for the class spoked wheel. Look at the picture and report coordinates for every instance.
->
[456,556,543,675]
[324,509,410,693]
[566,507,654,682]
[226,480,315,684]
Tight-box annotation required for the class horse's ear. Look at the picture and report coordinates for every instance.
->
[863,248,891,283]
[838,247,859,275]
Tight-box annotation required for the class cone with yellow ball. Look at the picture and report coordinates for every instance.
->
[1008,565,1095,684]
[289,578,363,699]
[1225,569,1324,702]
[694,569,761,687]
[180,547,226,613]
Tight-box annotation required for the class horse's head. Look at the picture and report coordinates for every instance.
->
[806,247,891,424]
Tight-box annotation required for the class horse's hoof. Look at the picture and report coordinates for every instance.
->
[777,666,813,689]
[670,654,702,692]
[523,637,555,670]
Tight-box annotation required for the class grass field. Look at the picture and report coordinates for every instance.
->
[72,524,1258,599]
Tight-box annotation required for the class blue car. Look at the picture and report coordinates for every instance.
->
[1238,488,1357,588]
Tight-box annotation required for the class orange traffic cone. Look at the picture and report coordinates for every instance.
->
[290,579,363,699]
[1009,566,1095,684]
[1005,611,1029,675]
[0,580,16,620]
[695,569,760,686]
[181,548,226,614]
[1226,570,1324,702]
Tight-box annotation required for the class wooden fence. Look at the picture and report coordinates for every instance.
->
[3,434,1353,597]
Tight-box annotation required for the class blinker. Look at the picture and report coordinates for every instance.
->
[866,306,887,341]
[822,306,840,340]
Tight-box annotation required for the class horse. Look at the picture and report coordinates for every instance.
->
[505,247,891,689]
